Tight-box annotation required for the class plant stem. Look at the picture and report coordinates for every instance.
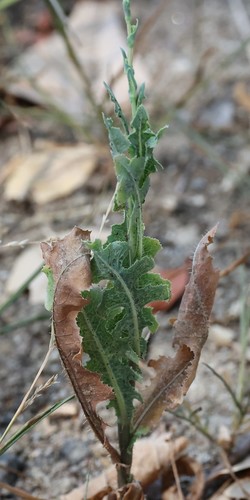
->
[117,422,133,487]
[123,0,137,119]
[236,277,250,404]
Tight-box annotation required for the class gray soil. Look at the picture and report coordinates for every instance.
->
[0,0,250,498]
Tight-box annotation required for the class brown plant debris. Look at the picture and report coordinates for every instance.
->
[134,226,219,430]
[41,227,118,462]
[61,434,188,500]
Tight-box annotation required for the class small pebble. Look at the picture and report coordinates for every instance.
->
[209,324,234,347]
[60,438,89,464]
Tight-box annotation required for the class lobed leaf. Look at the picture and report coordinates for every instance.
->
[77,239,170,421]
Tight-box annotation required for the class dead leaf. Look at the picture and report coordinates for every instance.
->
[149,263,189,313]
[5,245,46,305]
[162,455,205,500]
[172,225,220,390]
[216,478,250,499]
[133,226,219,431]
[133,346,194,430]
[61,434,188,500]
[6,1,148,119]
[41,227,119,463]
[109,482,144,499]
[3,143,98,203]
[234,82,250,112]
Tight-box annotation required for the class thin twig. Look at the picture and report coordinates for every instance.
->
[203,363,244,418]
[219,251,250,278]
[0,481,44,500]
[220,447,250,500]
[169,438,184,500]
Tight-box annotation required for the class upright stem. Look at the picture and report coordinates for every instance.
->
[117,422,133,487]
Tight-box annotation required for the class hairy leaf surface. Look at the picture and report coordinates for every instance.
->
[77,239,170,421]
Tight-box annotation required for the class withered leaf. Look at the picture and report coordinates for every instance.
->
[173,225,220,390]
[41,227,118,462]
[134,346,193,430]
[134,226,219,430]
[61,434,188,500]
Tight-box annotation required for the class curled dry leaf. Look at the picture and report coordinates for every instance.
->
[61,434,188,500]
[41,227,118,462]
[172,225,220,389]
[134,226,219,430]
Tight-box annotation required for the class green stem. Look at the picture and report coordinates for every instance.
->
[117,422,133,488]
[123,0,137,119]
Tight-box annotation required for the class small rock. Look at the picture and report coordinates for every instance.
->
[209,324,234,346]
[198,100,235,130]
[190,177,208,191]
[50,402,79,420]
[0,453,25,486]
[185,194,206,207]
[165,224,199,247]
[228,300,241,320]
[60,438,89,464]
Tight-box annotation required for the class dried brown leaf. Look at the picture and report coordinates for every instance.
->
[61,434,188,500]
[133,346,194,430]
[134,226,219,430]
[41,227,118,462]
[162,455,205,500]
[111,482,144,499]
[173,225,220,390]
[4,143,98,204]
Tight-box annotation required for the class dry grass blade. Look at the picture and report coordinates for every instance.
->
[0,332,55,444]
[219,250,250,278]
[0,481,44,500]
[23,375,58,410]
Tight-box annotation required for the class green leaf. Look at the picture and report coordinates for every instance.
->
[121,49,137,97]
[137,83,146,107]
[127,19,138,48]
[103,115,130,156]
[103,82,129,134]
[42,265,55,311]
[77,240,169,420]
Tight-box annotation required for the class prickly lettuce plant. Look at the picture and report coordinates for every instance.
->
[41,0,219,496]
[77,0,170,485]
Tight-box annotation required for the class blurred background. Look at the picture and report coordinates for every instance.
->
[0,0,250,498]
